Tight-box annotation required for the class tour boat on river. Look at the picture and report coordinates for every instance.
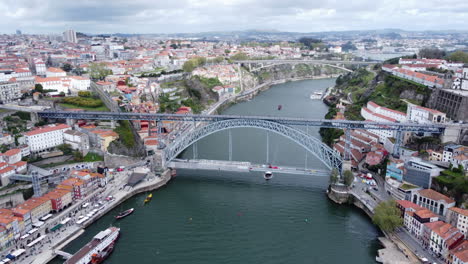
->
[310,91,323,100]
[115,208,134,220]
[65,226,120,264]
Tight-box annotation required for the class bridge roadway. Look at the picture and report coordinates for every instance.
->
[236,59,378,65]
[169,159,330,177]
[38,111,457,133]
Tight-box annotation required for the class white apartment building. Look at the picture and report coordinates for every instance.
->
[34,58,46,76]
[407,104,446,124]
[447,207,468,236]
[35,76,90,94]
[46,67,67,78]
[63,29,77,43]
[22,124,71,153]
[0,80,20,103]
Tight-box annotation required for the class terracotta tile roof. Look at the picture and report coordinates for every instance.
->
[0,166,15,174]
[25,124,70,136]
[451,240,468,263]
[47,67,65,73]
[418,189,455,204]
[3,149,20,156]
[414,209,438,219]
[449,207,468,217]
[413,105,444,115]
[396,200,425,211]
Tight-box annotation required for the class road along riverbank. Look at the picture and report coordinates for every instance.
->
[32,169,173,264]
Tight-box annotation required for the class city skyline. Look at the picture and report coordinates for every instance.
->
[1,0,468,34]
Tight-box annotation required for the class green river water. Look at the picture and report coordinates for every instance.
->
[49,78,381,264]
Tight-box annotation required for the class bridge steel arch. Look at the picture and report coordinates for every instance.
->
[164,119,342,173]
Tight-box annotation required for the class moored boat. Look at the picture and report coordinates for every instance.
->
[264,171,273,180]
[115,208,134,220]
[144,193,153,204]
[65,226,120,264]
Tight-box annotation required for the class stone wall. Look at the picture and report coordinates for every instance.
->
[0,192,24,208]
[104,153,143,168]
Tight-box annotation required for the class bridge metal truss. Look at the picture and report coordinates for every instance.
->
[38,111,452,133]
[164,119,343,172]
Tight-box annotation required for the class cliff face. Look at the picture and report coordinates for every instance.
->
[185,76,219,104]
[251,63,344,85]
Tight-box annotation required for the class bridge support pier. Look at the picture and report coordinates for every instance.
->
[266,131,270,164]
[392,130,403,158]
[66,118,75,127]
[228,129,233,161]
[344,129,351,161]
[193,142,198,159]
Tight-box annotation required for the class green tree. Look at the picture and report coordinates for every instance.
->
[446,50,468,63]
[329,168,339,184]
[230,52,249,61]
[34,84,44,93]
[419,48,446,59]
[372,200,403,232]
[224,49,231,54]
[343,170,354,187]
[182,60,196,72]
[88,63,113,80]
[73,151,84,162]
[61,63,73,72]
[57,144,73,155]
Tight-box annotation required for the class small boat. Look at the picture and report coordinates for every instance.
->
[144,193,153,204]
[264,171,273,180]
[277,104,282,110]
[115,208,134,220]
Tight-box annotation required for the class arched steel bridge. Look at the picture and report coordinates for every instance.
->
[38,111,457,175]
[163,118,342,171]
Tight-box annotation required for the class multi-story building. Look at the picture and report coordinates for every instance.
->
[427,222,465,261]
[46,67,67,78]
[360,101,406,143]
[405,208,439,240]
[22,124,71,153]
[0,80,20,103]
[403,157,442,188]
[63,29,77,43]
[42,189,73,212]
[33,58,46,76]
[14,197,52,224]
[429,88,468,122]
[449,240,468,264]
[447,207,468,236]
[57,177,88,200]
[406,104,446,124]
[386,158,405,181]
[63,130,90,155]
[442,144,468,169]
[410,189,455,216]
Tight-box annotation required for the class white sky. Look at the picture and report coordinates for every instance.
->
[1,0,467,34]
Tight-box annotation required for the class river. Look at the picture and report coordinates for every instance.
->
[49,78,381,264]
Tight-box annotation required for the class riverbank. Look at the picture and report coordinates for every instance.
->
[212,74,341,115]
[33,169,173,264]
[327,182,418,263]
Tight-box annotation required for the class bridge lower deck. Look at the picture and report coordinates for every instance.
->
[169,159,330,176]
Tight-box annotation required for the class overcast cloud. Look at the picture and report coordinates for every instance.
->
[0,0,467,34]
